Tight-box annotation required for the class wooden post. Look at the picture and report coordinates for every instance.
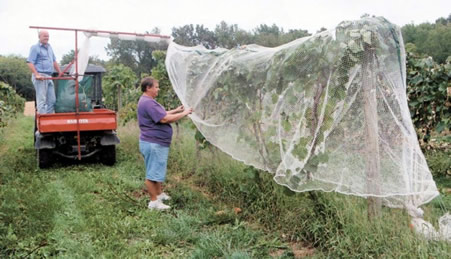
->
[117,85,122,111]
[362,46,382,220]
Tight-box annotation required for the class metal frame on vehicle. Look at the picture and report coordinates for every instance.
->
[30,26,170,167]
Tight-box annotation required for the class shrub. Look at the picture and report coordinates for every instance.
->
[407,53,450,141]
[0,82,25,128]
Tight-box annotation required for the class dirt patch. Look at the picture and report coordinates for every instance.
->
[132,189,147,199]
[290,242,315,258]
[270,242,315,258]
[24,101,35,116]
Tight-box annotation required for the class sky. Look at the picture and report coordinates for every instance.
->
[1,0,450,61]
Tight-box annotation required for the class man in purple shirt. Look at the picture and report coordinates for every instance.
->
[138,77,193,210]
[27,30,62,114]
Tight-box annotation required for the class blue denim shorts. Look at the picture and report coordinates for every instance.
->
[139,141,169,182]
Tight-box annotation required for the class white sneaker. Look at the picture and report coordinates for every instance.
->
[158,192,171,201]
[148,200,170,210]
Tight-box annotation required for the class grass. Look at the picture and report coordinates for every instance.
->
[0,116,287,258]
[0,115,450,258]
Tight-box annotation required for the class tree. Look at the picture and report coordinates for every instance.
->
[172,22,311,50]
[0,55,34,100]
[401,23,418,43]
[172,24,217,49]
[151,51,178,109]
[316,27,328,34]
[214,21,253,49]
[401,14,451,63]
[253,24,311,47]
[117,50,184,127]
[105,27,167,77]
[151,50,183,138]
[435,14,451,25]
[102,64,137,111]
[281,28,311,43]
[422,23,451,63]
[60,50,105,66]
[253,24,283,47]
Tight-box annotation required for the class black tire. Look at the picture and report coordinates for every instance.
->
[101,145,116,166]
[33,115,37,146]
[37,148,52,169]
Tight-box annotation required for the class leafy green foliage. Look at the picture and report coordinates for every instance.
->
[102,64,138,111]
[0,55,34,100]
[172,24,217,49]
[151,50,181,110]
[406,52,450,140]
[169,19,449,178]
[401,14,451,63]
[117,50,182,126]
[253,24,311,47]
[214,21,253,49]
[0,82,25,128]
[425,149,451,178]
[185,17,406,179]
[60,49,105,66]
[105,28,167,77]
[172,21,311,49]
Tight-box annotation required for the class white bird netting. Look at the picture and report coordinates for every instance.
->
[165,16,440,209]
[63,16,447,240]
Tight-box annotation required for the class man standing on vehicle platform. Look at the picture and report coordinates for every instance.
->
[27,30,62,114]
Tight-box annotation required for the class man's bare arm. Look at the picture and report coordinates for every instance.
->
[160,108,193,123]
[53,61,62,77]
[27,63,43,80]
[167,105,184,115]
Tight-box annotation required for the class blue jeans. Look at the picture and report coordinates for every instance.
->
[139,141,170,182]
[32,74,56,114]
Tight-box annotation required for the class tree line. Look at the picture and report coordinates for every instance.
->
[402,14,451,63]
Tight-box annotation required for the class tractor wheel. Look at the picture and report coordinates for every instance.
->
[37,148,52,169]
[101,145,116,166]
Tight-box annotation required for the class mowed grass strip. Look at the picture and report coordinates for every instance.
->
[0,116,290,258]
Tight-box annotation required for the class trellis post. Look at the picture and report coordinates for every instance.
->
[362,44,382,220]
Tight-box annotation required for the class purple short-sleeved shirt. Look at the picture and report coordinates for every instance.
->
[138,95,173,147]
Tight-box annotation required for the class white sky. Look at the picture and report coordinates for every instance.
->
[1,0,450,61]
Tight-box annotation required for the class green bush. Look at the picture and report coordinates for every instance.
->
[406,52,450,141]
[0,81,25,128]
[0,55,34,100]
[102,64,138,112]
[151,50,181,111]
[425,149,451,178]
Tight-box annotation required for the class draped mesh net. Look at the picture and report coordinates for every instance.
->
[165,16,439,209]
[66,16,446,239]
